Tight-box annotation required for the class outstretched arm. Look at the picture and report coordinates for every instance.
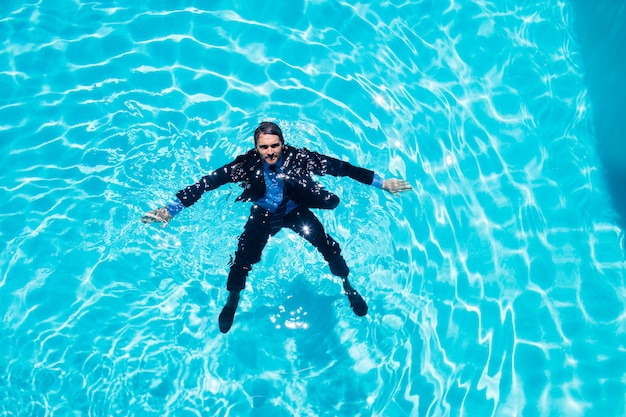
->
[381,178,412,195]
[140,153,251,228]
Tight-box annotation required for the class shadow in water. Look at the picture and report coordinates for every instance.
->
[215,277,393,416]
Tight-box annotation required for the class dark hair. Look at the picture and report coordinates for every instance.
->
[254,121,284,145]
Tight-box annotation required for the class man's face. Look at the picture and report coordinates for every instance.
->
[255,133,283,166]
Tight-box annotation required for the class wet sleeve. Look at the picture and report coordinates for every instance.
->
[309,150,376,185]
[175,151,260,207]
[175,172,223,207]
[173,151,257,207]
[166,199,185,216]
[371,173,384,189]
[174,155,249,208]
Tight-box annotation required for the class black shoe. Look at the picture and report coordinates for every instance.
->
[345,289,368,316]
[219,291,240,333]
[219,305,236,333]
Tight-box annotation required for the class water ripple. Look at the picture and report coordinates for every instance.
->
[1,1,625,417]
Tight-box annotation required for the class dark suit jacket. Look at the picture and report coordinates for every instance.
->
[176,145,375,209]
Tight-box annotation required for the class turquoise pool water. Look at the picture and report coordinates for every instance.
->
[1,1,625,416]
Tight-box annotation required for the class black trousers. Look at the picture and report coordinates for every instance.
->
[226,204,349,291]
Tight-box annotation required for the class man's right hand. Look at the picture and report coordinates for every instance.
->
[141,207,172,228]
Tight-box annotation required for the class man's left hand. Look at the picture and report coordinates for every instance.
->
[382,178,412,195]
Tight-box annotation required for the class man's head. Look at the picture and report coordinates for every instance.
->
[254,121,284,166]
[254,121,284,145]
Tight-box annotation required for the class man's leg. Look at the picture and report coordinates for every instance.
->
[219,205,273,333]
[284,207,368,316]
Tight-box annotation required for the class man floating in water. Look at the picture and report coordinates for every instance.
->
[141,121,412,333]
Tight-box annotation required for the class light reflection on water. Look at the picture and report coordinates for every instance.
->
[1,1,625,416]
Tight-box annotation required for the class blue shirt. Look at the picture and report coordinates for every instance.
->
[255,157,298,214]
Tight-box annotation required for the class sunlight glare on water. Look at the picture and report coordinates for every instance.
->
[0,1,625,416]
